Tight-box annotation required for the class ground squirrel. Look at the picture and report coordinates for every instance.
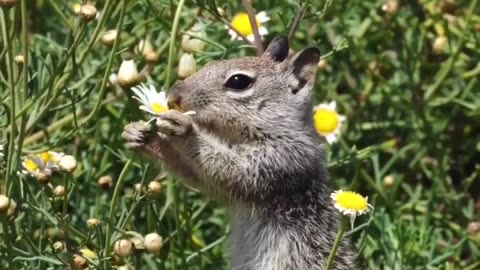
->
[123,37,356,270]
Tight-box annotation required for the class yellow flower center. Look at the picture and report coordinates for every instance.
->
[80,248,98,259]
[39,152,56,163]
[314,108,340,134]
[151,103,168,114]
[231,12,262,37]
[24,159,39,172]
[336,191,368,211]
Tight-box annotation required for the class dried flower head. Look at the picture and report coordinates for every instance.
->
[177,53,197,79]
[228,11,270,42]
[313,101,346,144]
[331,190,373,229]
[114,239,134,258]
[144,232,163,253]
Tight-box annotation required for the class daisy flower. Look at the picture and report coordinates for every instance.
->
[22,151,65,182]
[131,84,169,116]
[330,189,373,229]
[228,11,270,42]
[313,101,346,144]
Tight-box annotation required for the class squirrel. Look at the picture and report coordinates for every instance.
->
[122,36,356,270]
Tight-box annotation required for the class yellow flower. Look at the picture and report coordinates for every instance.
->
[330,190,373,229]
[131,84,169,116]
[22,151,64,180]
[313,101,346,144]
[228,11,270,42]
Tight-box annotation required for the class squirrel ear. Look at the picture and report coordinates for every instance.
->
[262,36,289,62]
[286,47,320,94]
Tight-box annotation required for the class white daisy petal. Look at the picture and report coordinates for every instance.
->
[256,11,270,23]
[258,27,268,37]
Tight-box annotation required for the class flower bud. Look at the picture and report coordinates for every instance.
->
[0,0,16,8]
[80,4,97,22]
[36,172,51,185]
[144,233,163,254]
[14,55,24,64]
[181,24,207,53]
[381,0,400,15]
[117,60,141,88]
[53,185,66,197]
[135,39,159,63]
[433,36,449,54]
[317,59,328,71]
[98,175,113,190]
[114,239,133,258]
[52,241,65,253]
[59,155,77,173]
[177,53,196,79]
[86,218,101,229]
[101,30,118,46]
[71,255,87,270]
[468,221,480,235]
[383,175,395,187]
[216,7,226,17]
[148,181,162,194]
[133,183,144,194]
[0,195,16,217]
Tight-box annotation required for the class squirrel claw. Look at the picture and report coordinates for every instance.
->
[156,110,193,138]
[122,122,154,150]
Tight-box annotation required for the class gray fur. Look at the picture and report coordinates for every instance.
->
[122,38,357,270]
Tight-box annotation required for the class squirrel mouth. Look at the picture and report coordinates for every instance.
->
[167,97,184,112]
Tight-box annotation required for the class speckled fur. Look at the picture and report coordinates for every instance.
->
[123,37,357,270]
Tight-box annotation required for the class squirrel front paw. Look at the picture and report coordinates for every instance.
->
[122,121,156,151]
[156,110,193,139]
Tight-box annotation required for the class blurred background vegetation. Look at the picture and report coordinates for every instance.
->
[1,0,480,269]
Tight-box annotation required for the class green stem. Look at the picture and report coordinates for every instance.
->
[81,0,126,125]
[164,0,186,89]
[103,159,132,270]
[17,0,29,160]
[2,7,17,196]
[325,218,347,270]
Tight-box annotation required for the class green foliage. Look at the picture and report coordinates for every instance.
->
[0,0,479,269]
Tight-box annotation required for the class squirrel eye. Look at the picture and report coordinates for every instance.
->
[224,74,254,91]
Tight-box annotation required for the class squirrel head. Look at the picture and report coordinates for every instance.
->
[168,36,320,142]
